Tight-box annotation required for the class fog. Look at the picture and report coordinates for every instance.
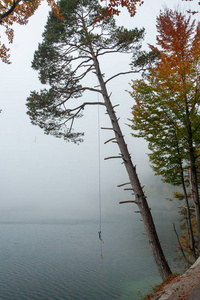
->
[0,0,198,222]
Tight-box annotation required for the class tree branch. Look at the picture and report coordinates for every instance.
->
[0,0,21,23]
[104,156,122,160]
[172,222,193,266]
[57,101,106,133]
[105,70,143,85]
[119,200,138,204]
[67,101,105,113]
[104,137,116,144]
[117,182,131,187]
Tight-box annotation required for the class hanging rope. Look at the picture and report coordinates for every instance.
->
[97,88,104,244]
[97,87,104,278]
[98,8,105,244]
[97,22,104,278]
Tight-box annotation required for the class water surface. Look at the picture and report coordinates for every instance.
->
[0,216,181,299]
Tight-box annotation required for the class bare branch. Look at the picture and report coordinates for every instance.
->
[104,137,116,144]
[101,127,114,130]
[69,115,75,133]
[113,104,120,109]
[104,156,122,160]
[117,182,131,187]
[105,70,143,85]
[119,200,138,204]
[172,222,193,266]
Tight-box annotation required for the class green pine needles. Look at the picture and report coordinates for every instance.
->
[26,0,144,143]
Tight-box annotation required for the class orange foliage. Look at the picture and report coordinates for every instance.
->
[0,0,144,63]
[96,0,200,22]
[0,0,63,63]
[1,0,198,63]
[94,0,143,22]
[147,9,200,99]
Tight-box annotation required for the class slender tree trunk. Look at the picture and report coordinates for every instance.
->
[91,52,172,280]
[176,141,197,260]
[181,175,197,260]
[190,163,200,255]
[185,98,200,255]
[187,121,200,255]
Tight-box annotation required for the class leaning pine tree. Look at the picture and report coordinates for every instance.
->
[26,0,172,280]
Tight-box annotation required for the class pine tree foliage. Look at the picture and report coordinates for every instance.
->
[27,0,144,143]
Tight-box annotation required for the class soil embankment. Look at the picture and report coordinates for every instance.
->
[148,257,200,300]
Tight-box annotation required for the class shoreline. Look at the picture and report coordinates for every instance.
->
[144,257,200,300]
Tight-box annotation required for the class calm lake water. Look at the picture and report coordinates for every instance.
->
[0,215,182,299]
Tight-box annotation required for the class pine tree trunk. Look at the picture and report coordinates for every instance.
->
[91,53,172,280]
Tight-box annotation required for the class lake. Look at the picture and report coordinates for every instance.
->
[0,214,182,299]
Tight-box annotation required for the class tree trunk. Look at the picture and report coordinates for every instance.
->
[186,100,200,255]
[91,53,172,280]
[182,177,197,261]
[176,140,197,261]
[190,163,200,255]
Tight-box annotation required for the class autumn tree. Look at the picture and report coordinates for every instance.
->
[0,0,63,63]
[98,0,200,20]
[94,0,143,21]
[130,8,200,258]
[26,0,172,280]
[97,0,200,21]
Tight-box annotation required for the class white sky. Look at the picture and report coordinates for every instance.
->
[0,0,199,222]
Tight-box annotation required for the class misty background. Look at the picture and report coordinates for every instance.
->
[0,0,199,224]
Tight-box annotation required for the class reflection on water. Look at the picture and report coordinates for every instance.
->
[0,216,181,299]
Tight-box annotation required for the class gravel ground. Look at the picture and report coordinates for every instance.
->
[150,257,200,300]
